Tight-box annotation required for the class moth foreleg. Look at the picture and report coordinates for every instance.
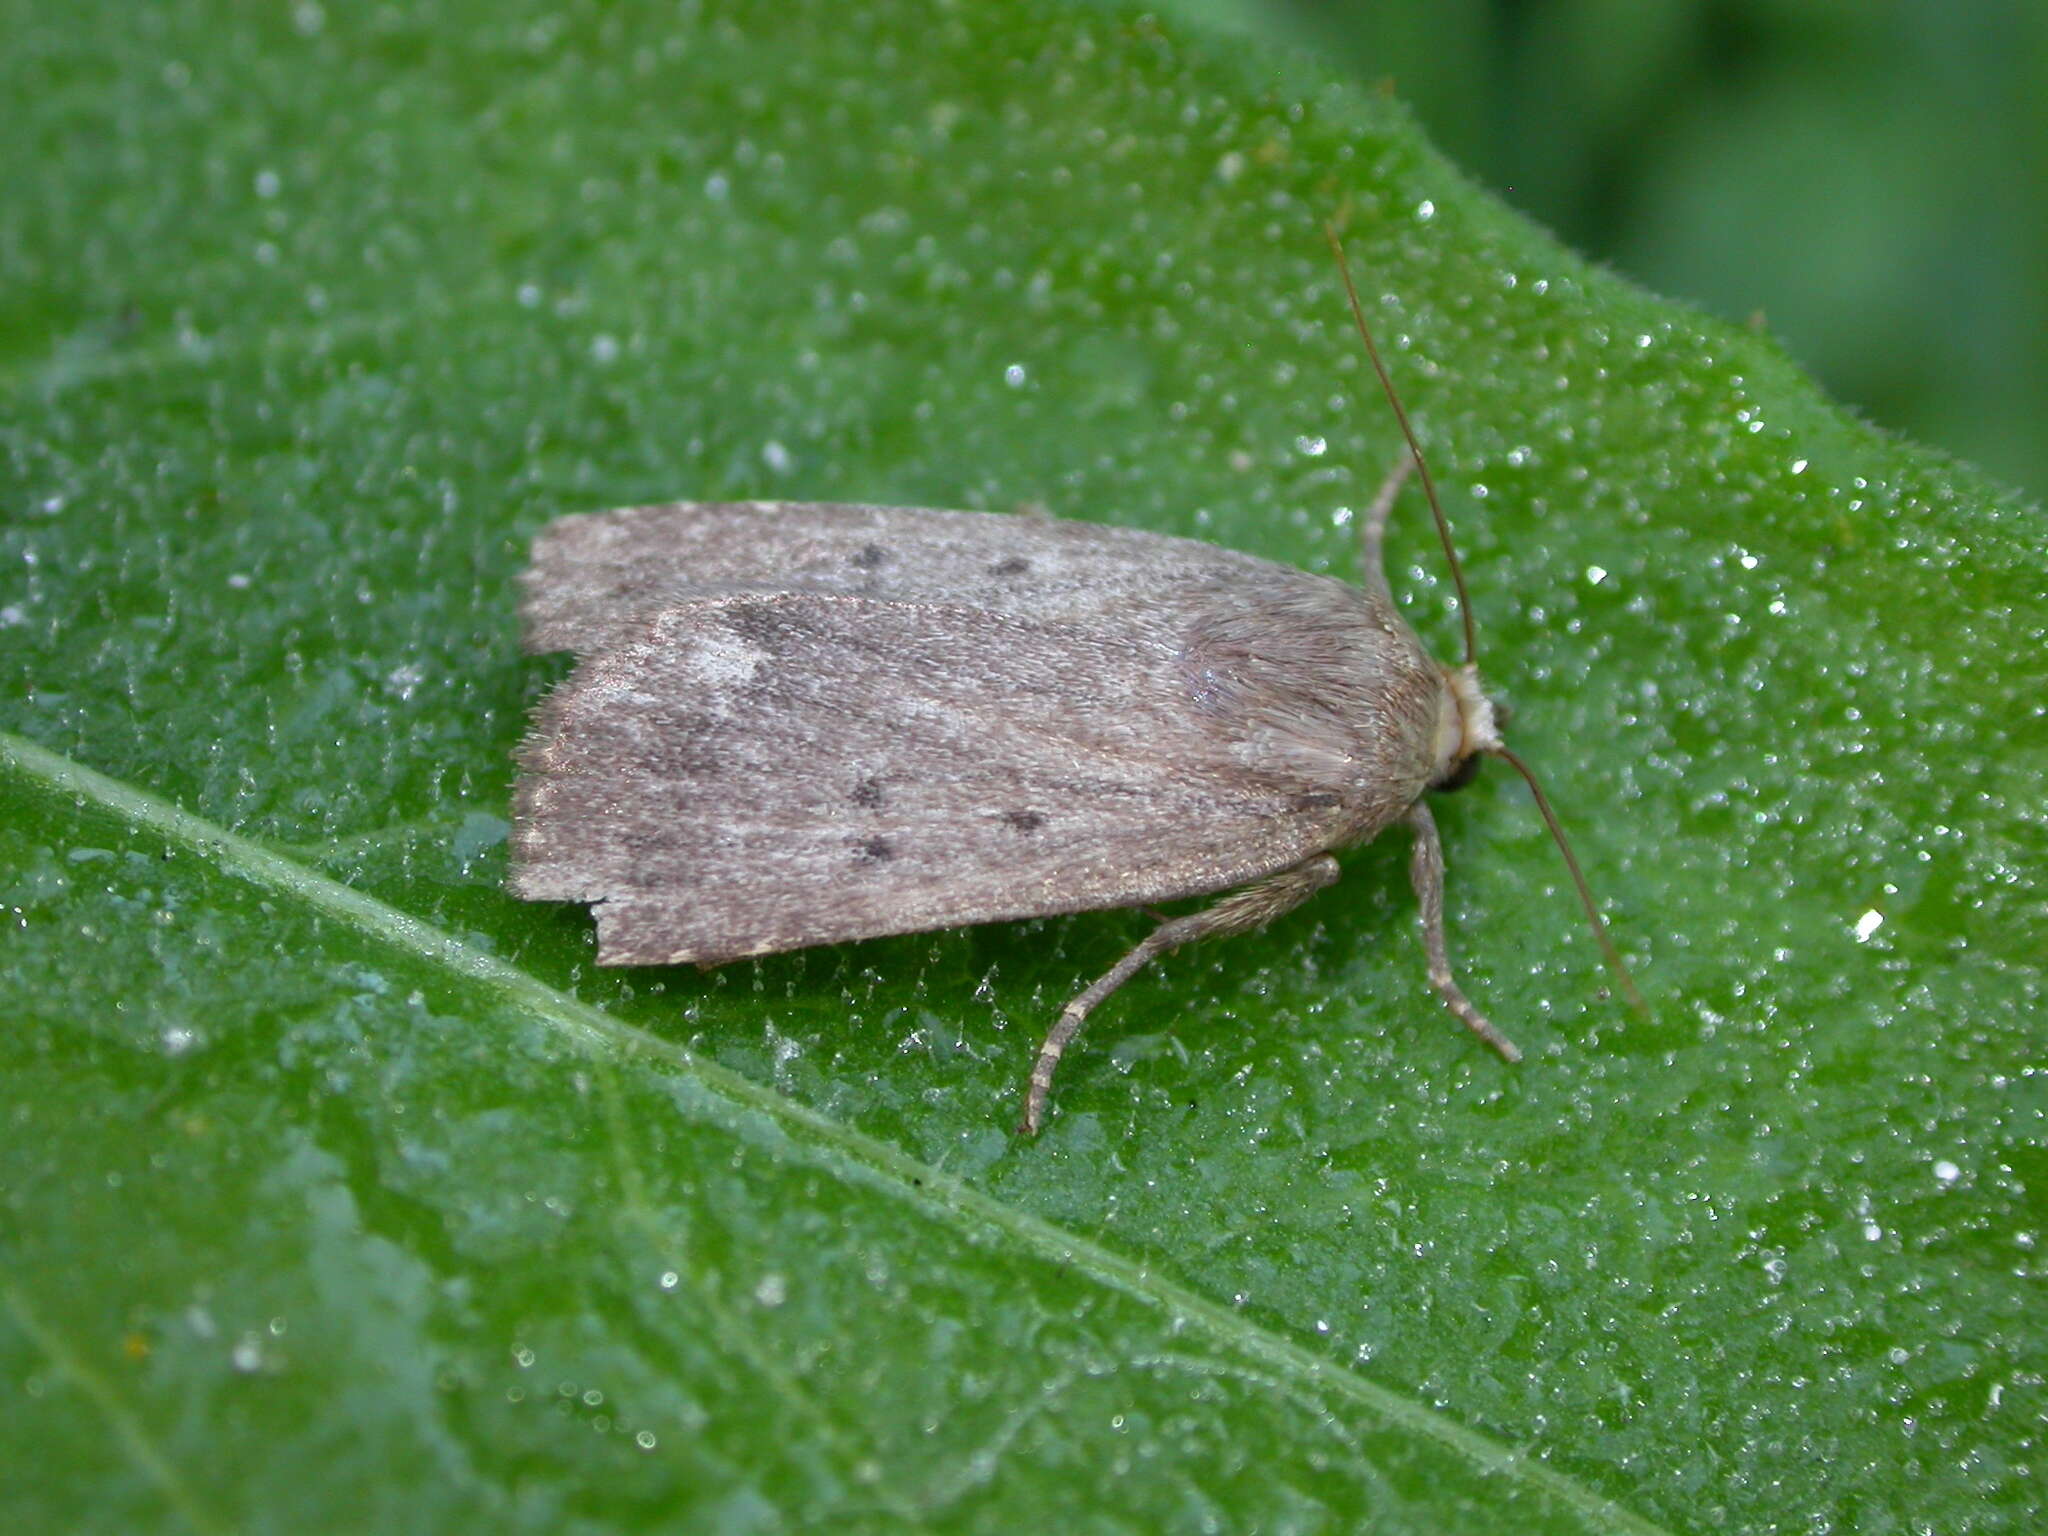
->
[1404,801,1523,1062]
[1017,854,1342,1135]
[1358,454,1414,596]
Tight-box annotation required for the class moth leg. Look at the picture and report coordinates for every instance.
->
[1358,454,1414,597]
[1404,801,1523,1062]
[1018,855,1342,1136]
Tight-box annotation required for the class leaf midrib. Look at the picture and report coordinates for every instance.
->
[0,726,1672,1536]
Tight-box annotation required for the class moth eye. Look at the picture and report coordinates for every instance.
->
[1492,697,1516,729]
[1434,754,1484,793]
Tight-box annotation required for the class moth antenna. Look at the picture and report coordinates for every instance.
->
[1324,221,1478,667]
[1492,746,1648,1015]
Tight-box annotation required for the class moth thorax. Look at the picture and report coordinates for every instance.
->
[1433,662,1504,784]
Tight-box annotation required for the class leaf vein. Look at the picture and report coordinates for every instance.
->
[0,728,1671,1535]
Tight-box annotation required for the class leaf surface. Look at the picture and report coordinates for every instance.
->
[2,2,2039,1531]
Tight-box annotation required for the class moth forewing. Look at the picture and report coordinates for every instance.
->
[509,542,1411,962]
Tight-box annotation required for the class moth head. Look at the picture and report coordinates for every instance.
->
[1431,662,1503,792]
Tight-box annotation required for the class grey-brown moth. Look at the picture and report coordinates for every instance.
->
[509,229,1637,1134]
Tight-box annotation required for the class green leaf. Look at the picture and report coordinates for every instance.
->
[2,1,2039,1531]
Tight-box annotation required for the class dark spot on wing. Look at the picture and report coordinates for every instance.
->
[990,556,1031,577]
[1290,791,1342,812]
[1002,809,1046,832]
[719,605,786,647]
[851,776,886,808]
[856,836,895,862]
[851,543,890,569]
[647,739,721,776]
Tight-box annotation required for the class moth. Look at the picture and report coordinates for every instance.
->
[510,227,1636,1134]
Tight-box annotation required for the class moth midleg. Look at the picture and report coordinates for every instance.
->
[1018,854,1342,1135]
[1403,802,1523,1062]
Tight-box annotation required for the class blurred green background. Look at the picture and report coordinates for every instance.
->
[1166,0,2048,500]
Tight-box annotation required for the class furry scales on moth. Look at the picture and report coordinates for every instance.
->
[509,233,1636,1135]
